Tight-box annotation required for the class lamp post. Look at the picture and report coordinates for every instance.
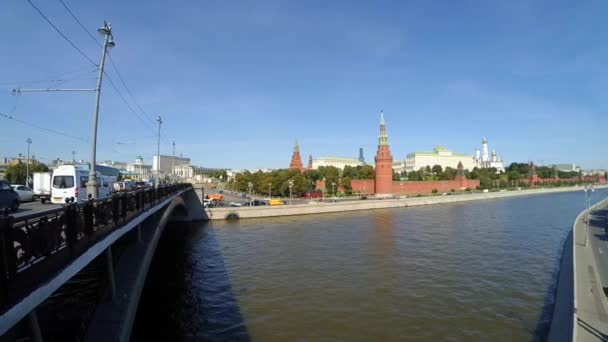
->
[248,182,253,206]
[331,182,336,201]
[583,184,595,246]
[268,182,272,199]
[288,180,294,205]
[86,22,114,199]
[155,116,162,188]
[26,138,32,187]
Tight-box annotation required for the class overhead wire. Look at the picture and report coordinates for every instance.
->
[56,0,157,126]
[24,0,172,148]
[0,111,87,142]
[24,0,97,66]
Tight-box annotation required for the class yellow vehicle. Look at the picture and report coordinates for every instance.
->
[269,199,285,206]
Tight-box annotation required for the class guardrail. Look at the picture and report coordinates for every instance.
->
[0,183,191,313]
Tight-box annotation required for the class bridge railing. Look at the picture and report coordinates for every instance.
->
[0,183,192,313]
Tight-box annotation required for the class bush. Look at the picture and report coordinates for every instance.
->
[431,189,438,194]
[465,187,472,191]
[476,185,483,190]
[450,189,455,192]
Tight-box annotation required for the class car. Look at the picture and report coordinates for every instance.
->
[0,180,20,212]
[11,185,34,202]
[134,181,148,190]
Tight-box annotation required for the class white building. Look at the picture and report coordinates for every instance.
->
[404,145,475,172]
[473,138,505,172]
[311,156,364,170]
[125,156,152,180]
[152,155,190,177]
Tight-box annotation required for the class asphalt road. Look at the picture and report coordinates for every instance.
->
[12,200,62,218]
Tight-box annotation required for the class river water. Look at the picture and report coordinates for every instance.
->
[133,189,607,341]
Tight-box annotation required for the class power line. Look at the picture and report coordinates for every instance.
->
[103,73,157,132]
[0,111,87,141]
[55,0,100,46]
[24,0,97,66]
[56,0,156,126]
[107,53,156,125]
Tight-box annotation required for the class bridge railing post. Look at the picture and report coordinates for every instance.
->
[64,201,79,249]
[83,196,94,237]
[0,210,16,307]
[111,194,119,226]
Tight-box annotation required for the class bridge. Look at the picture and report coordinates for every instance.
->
[0,184,206,341]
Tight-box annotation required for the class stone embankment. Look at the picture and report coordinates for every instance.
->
[204,185,607,221]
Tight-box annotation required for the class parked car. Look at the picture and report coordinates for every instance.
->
[0,180,20,212]
[11,185,34,202]
[113,181,134,192]
[134,181,148,190]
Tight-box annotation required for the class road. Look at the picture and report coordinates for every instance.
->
[12,201,61,218]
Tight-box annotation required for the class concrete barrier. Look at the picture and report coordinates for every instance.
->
[205,185,608,220]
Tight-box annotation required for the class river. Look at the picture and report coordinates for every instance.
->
[132,189,607,341]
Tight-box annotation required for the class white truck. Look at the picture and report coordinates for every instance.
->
[33,172,52,204]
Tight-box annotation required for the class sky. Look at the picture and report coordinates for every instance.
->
[1,0,607,170]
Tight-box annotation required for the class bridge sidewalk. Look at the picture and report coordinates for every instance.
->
[574,199,608,341]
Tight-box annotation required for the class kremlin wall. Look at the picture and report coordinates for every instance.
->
[292,112,480,195]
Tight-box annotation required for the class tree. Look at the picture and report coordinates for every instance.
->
[432,165,443,174]
[5,162,49,185]
[507,170,520,181]
[340,176,352,195]
[357,165,375,179]
[392,169,400,181]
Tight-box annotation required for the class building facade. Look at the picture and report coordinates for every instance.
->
[152,155,191,177]
[404,145,475,172]
[311,157,364,170]
[125,156,152,180]
[473,138,505,172]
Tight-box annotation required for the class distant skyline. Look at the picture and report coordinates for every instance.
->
[1,1,607,170]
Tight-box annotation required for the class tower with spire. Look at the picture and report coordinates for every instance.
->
[289,139,304,172]
[481,138,489,162]
[307,154,313,171]
[374,111,393,194]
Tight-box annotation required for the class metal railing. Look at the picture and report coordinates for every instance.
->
[0,183,191,313]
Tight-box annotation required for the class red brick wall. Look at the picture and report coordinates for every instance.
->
[351,179,375,194]
[350,177,479,194]
[316,180,326,190]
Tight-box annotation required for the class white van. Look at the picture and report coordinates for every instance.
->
[51,165,116,204]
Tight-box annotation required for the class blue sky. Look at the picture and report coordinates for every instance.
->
[1,0,607,169]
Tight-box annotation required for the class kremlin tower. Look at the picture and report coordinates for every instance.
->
[374,111,393,194]
[307,154,313,171]
[289,139,305,172]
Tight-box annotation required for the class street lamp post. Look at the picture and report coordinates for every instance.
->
[331,182,336,202]
[155,116,162,188]
[288,180,294,205]
[268,182,272,199]
[248,182,253,206]
[26,138,32,187]
[86,22,114,199]
[583,184,595,246]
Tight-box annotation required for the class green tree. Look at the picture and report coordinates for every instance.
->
[431,165,443,175]
[340,176,352,195]
[5,162,49,185]
[357,165,375,179]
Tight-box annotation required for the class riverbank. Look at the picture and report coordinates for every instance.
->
[203,185,608,220]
